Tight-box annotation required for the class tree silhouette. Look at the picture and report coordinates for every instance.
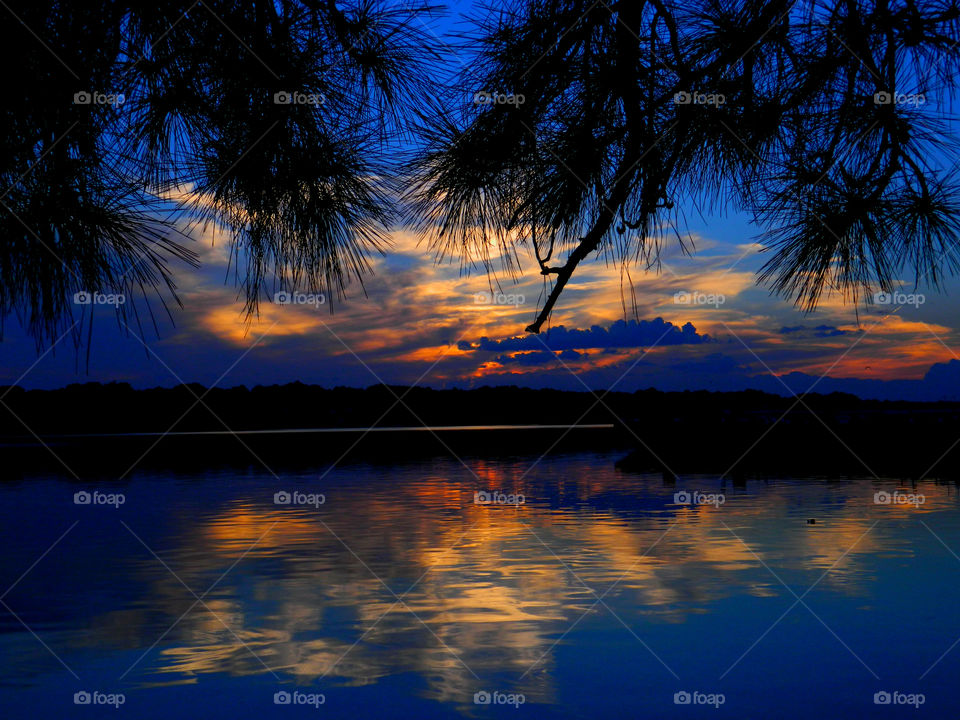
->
[5,1,960,349]
[411,0,960,333]
[1,0,439,347]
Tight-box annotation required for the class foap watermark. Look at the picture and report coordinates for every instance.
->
[473,690,525,708]
[473,90,525,106]
[474,290,525,306]
[274,690,325,708]
[274,90,325,106]
[73,91,125,106]
[874,490,925,508]
[673,290,725,307]
[873,291,925,307]
[474,490,525,506]
[674,490,725,508]
[274,490,325,508]
[74,490,125,508]
[673,91,726,107]
[874,690,925,708]
[74,291,125,306]
[274,290,326,307]
[74,690,125,708]
[674,690,725,708]
[873,91,925,106]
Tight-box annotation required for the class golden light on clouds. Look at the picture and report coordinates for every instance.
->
[124,208,960,390]
[202,305,327,345]
[796,316,954,379]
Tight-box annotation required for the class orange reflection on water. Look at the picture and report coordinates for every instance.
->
[88,469,959,706]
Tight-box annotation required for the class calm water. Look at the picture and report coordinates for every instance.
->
[1,452,959,717]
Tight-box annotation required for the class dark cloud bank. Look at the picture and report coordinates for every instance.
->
[459,319,960,401]
[459,318,713,353]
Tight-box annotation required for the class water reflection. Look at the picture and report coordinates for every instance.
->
[64,465,956,692]
[2,455,959,716]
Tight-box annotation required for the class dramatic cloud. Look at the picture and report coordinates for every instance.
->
[459,318,714,353]
[2,214,959,400]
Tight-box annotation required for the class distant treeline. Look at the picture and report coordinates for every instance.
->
[3,383,959,479]
[2,381,959,437]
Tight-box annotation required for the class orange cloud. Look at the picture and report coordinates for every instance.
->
[202,305,327,345]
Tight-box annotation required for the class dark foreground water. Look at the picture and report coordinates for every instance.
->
[1,452,959,718]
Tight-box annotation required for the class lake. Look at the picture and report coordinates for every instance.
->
[1,451,958,717]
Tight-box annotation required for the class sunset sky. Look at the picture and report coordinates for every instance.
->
[2,2,960,401]
[4,204,960,401]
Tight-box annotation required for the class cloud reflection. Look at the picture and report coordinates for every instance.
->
[66,464,960,707]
